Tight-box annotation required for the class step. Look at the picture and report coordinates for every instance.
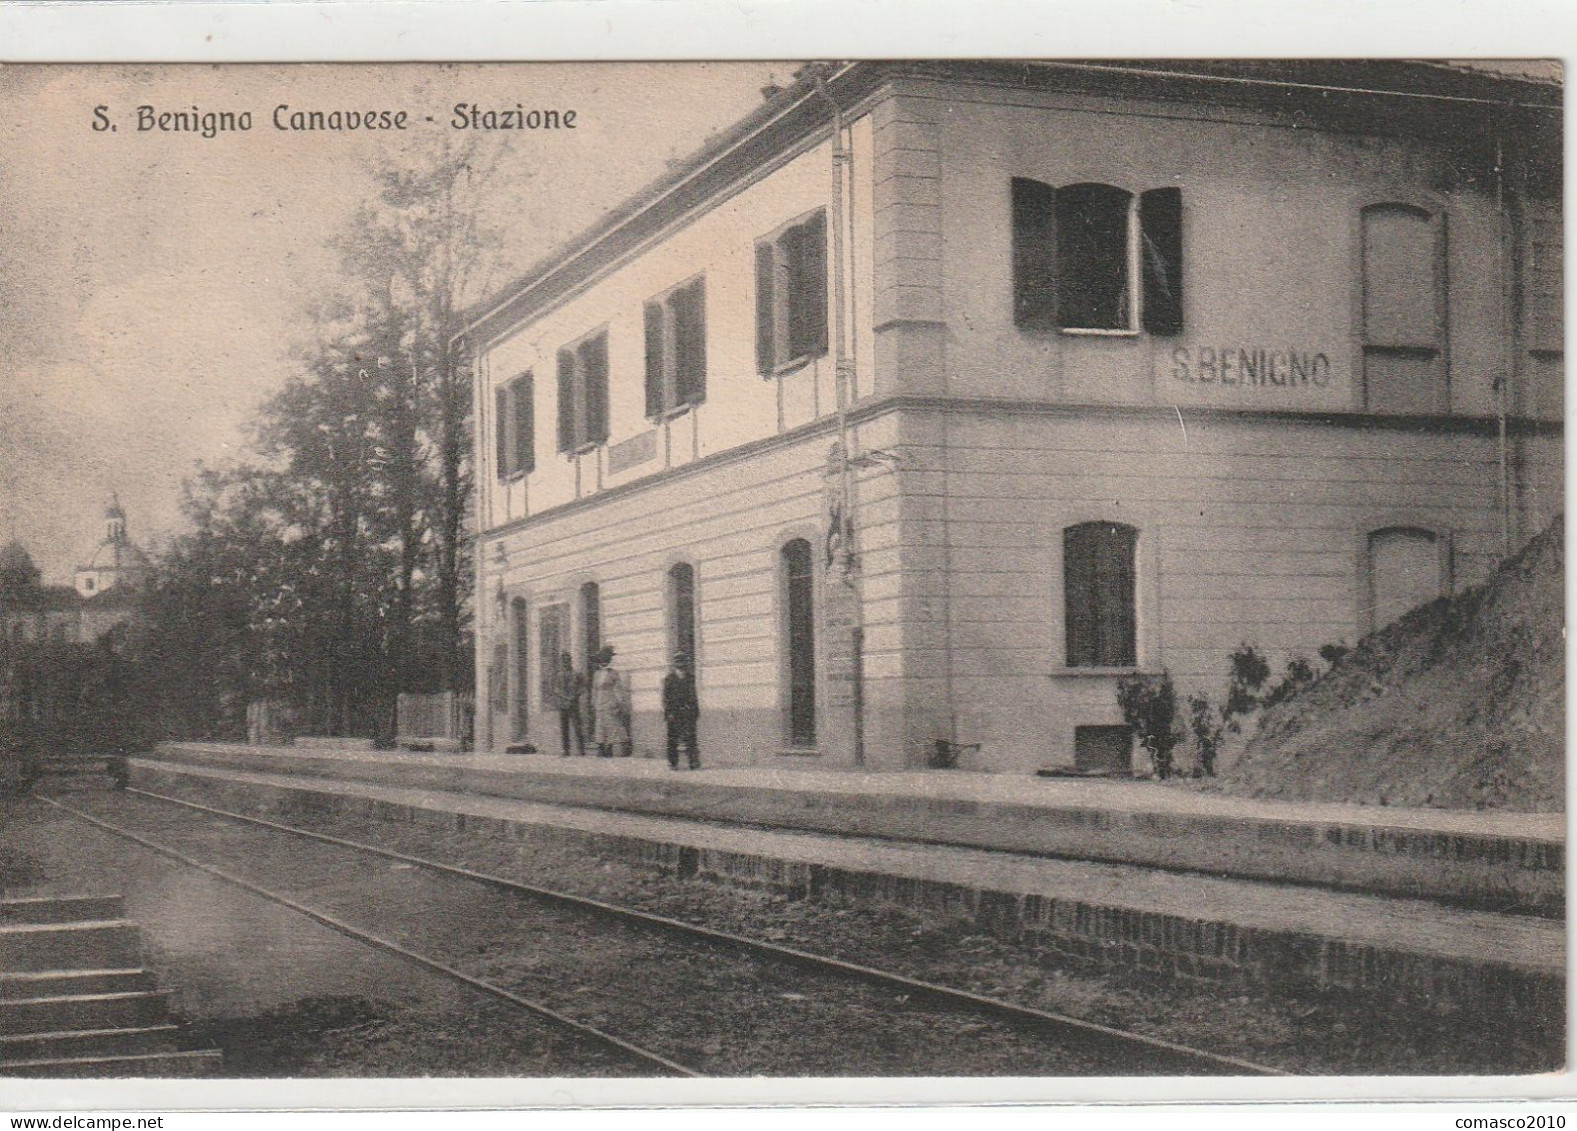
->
[0,969,155,1001]
[0,1049,223,1078]
[0,922,141,972]
[0,896,125,925]
[0,990,170,1035]
[0,1024,181,1062]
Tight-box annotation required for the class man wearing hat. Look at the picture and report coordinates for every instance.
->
[662,651,701,771]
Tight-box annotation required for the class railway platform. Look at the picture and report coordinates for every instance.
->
[127,741,1564,1020]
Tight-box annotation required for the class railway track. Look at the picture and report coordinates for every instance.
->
[41,788,1284,1078]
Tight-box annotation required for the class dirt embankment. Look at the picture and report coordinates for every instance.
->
[1219,514,1565,812]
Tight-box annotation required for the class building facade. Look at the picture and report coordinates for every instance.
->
[462,61,1563,774]
[1,501,150,647]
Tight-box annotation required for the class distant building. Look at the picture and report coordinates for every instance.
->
[461,61,1562,773]
[1,501,150,646]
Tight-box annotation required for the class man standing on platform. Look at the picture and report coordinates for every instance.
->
[549,651,587,757]
[662,652,701,771]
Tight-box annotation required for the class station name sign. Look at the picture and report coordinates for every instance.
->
[1171,347,1331,387]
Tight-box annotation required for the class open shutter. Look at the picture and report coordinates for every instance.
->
[792,211,829,358]
[556,349,575,452]
[580,334,609,445]
[513,376,535,475]
[1140,187,1184,335]
[755,241,776,374]
[494,385,511,478]
[674,279,706,407]
[644,301,665,420]
[1011,178,1058,329]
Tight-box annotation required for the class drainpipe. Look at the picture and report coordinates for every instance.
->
[813,68,866,765]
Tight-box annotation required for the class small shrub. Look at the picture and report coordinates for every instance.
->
[1117,671,1184,780]
[1224,644,1271,730]
[1261,654,1317,710]
[1187,692,1223,777]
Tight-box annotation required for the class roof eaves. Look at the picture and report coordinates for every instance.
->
[458,61,882,345]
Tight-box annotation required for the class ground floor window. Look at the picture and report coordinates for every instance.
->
[781,538,816,747]
[511,597,529,739]
[668,562,697,665]
[1064,522,1138,667]
[1366,526,1441,631]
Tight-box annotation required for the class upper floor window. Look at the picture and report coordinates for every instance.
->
[556,330,610,454]
[645,276,707,419]
[756,210,828,375]
[495,373,535,480]
[1064,521,1138,668]
[1012,179,1183,335]
[1360,203,1446,413]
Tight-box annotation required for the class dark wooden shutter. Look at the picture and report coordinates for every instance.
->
[581,581,601,668]
[790,211,828,358]
[755,241,776,375]
[494,385,511,478]
[644,301,665,419]
[674,278,706,407]
[1011,178,1058,329]
[556,349,575,453]
[1064,523,1136,667]
[580,333,609,445]
[1094,524,1137,666]
[1140,187,1184,335]
[513,375,535,475]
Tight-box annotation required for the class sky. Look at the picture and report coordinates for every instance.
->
[0,62,786,583]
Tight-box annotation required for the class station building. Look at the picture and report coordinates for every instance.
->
[461,61,1563,774]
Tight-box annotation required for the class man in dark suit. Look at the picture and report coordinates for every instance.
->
[662,652,701,770]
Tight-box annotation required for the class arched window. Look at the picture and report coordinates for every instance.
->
[579,581,601,671]
[511,597,530,739]
[1064,522,1138,667]
[1361,203,1445,413]
[781,539,817,747]
[1366,527,1442,631]
[668,563,697,667]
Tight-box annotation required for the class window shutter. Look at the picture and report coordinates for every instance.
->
[1064,523,1137,667]
[1095,525,1138,667]
[792,211,828,357]
[556,349,575,453]
[1063,526,1097,667]
[644,301,665,420]
[755,241,776,375]
[1011,178,1058,329]
[674,279,706,407]
[580,333,609,445]
[1140,187,1184,335]
[494,385,511,478]
[513,376,535,475]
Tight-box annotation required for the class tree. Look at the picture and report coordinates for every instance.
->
[143,137,517,741]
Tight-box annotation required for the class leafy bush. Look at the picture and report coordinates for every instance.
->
[1224,644,1271,728]
[1187,692,1224,777]
[1117,671,1184,780]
